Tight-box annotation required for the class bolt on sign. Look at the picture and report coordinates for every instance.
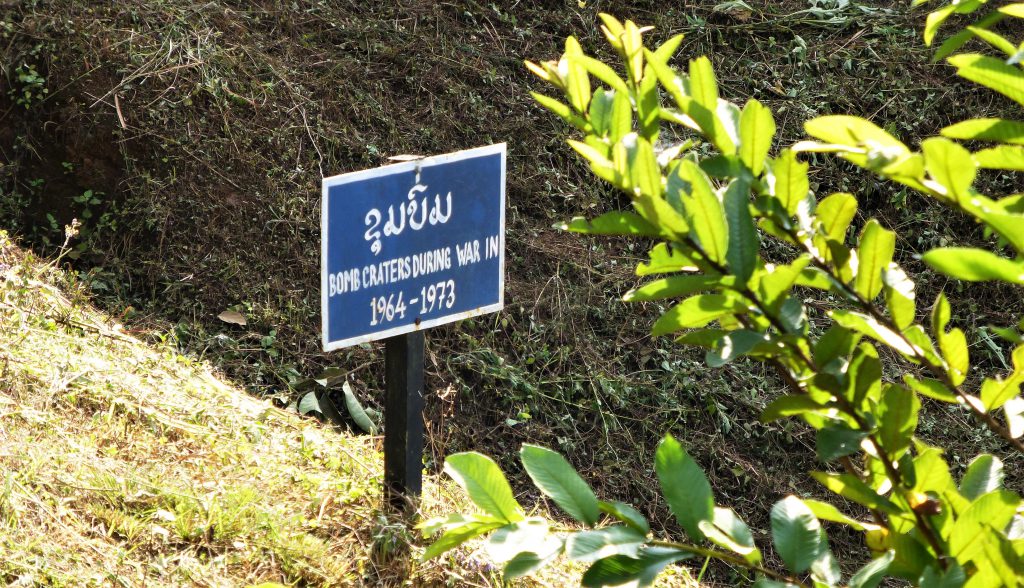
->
[322,144,506,351]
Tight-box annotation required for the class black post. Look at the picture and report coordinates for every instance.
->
[384,331,425,508]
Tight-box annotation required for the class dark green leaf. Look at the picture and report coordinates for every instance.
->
[520,444,600,527]
[706,329,769,367]
[761,395,830,423]
[877,384,920,458]
[917,562,967,588]
[723,179,758,284]
[770,496,821,574]
[816,424,867,461]
[598,501,650,534]
[342,381,378,434]
[849,551,895,588]
[567,526,647,562]
[848,343,882,407]
[580,547,691,588]
[503,547,563,581]
[813,325,859,367]
[297,391,321,416]
[444,453,523,523]
[654,434,713,541]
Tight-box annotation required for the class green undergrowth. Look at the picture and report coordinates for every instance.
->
[0,231,611,587]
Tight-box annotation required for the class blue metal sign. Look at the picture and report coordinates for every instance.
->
[321,144,506,351]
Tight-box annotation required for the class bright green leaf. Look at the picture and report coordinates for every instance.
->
[739,98,775,176]
[564,37,591,113]
[980,344,1024,410]
[921,247,1024,284]
[811,472,901,514]
[904,375,960,403]
[559,211,661,238]
[941,118,1024,145]
[566,526,647,562]
[679,160,728,263]
[637,243,701,275]
[855,219,896,300]
[829,310,918,357]
[877,384,921,458]
[803,499,872,531]
[973,144,1024,170]
[652,293,746,335]
[580,547,691,588]
[921,137,976,202]
[816,192,858,244]
[624,274,726,302]
[948,53,1024,107]
[486,517,555,563]
[444,453,524,523]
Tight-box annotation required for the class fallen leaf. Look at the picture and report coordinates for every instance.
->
[387,154,423,162]
[218,310,247,326]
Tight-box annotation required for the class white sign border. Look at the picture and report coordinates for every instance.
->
[321,143,506,352]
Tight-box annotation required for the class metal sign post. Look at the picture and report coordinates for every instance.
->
[384,331,424,504]
[321,144,506,506]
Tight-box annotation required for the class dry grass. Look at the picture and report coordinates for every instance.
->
[0,230,643,587]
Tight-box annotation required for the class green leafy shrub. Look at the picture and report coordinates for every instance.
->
[424,4,1024,587]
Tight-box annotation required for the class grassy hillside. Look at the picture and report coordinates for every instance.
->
[0,231,597,587]
[3,1,1021,584]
